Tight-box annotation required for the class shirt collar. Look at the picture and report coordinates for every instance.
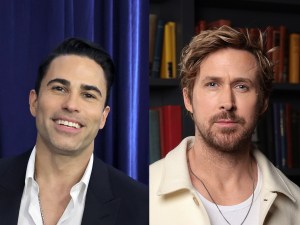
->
[158,136,296,203]
[25,146,37,182]
[24,146,94,191]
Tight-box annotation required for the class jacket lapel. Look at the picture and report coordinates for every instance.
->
[81,157,120,225]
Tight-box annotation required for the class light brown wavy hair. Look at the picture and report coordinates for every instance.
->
[179,25,274,110]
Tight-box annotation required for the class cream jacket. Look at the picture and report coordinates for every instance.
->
[150,137,300,225]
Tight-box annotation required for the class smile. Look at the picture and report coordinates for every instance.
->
[55,119,81,129]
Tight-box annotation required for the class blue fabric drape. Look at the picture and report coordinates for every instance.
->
[0,0,149,184]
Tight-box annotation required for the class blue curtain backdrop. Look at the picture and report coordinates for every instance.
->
[0,0,149,184]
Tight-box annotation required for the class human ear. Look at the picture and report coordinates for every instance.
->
[99,106,110,129]
[259,97,269,115]
[183,88,193,114]
[29,90,38,117]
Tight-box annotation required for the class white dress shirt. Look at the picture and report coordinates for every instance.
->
[17,147,94,225]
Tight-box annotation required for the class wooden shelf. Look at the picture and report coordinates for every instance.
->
[149,77,180,88]
[281,168,300,176]
[272,83,300,92]
[196,0,300,13]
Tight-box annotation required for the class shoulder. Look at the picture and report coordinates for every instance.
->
[150,136,193,182]
[150,157,164,172]
[0,150,31,193]
[92,156,148,201]
[107,163,148,196]
[254,150,300,214]
[91,157,148,224]
[0,151,31,173]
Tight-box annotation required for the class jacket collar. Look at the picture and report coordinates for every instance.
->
[158,136,296,203]
[253,150,296,202]
[157,137,195,195]
[81,156,120,225]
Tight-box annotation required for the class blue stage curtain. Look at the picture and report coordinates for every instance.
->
[0,0,149,184]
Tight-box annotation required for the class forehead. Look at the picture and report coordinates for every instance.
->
[198,48,258,80]
[43,55,106,88]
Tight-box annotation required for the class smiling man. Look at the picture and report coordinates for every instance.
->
[150,26,300,225]
[0,38,148,225]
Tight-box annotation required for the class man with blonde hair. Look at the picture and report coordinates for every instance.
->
[150,26,300,225]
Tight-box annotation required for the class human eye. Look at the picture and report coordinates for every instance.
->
[82,92,97,99]
[205,82,218,88]
[235,84,249,92]
[51,85,66,93]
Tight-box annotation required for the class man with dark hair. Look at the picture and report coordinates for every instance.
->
[0,37,148,225]
[150,26,300,224]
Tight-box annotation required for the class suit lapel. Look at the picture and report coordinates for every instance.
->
[0,151,31,225]
[0,152,121,225]
[81,157,120,225]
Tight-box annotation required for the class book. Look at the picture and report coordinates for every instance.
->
[291,107,300,168]
[279,25,287,82]
[285,103,292,168]
[271,25,287,83]
[289,33,300,84]
[272,28,281,82]
[159,23,168,78]
[149,109,161,164]
[195,19,231,34]
[158,105,182,157]
[160,22,176,78]
[207,19,231,30]
[149,14,158,73]
[273,102,281,168]
[265,106,275,163]
[195,19,206,34]
[151,19,165,78]
[169,21,176,78]
[279,102,286,168]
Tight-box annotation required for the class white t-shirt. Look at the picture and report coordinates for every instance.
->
[197,165,262,225]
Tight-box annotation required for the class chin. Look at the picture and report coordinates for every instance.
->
[51,144,83,156]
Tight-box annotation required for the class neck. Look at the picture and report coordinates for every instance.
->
[188,140,257,205]
[34,145,92,187]
[191,137,255,183]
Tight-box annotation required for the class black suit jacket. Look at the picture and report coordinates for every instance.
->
[0,151,149,225]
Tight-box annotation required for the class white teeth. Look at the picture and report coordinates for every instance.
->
[56,120,80,129]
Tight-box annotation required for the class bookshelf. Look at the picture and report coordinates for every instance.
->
[150,0,300,185]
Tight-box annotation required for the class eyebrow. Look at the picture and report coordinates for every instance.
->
[47,78,70,87]
[202,76,255,84]
[47,78,102,97]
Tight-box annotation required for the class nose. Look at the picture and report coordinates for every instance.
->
[62,93,80,112]
[219,86,236,111]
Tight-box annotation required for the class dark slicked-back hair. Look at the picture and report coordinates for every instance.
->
[35,37,115,106]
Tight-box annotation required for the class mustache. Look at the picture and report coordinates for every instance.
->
[209,112,245,124]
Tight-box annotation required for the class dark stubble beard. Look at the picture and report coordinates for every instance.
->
[196,111,258,153]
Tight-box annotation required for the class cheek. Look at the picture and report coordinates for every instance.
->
[191,95,213,121]
[239,99,259,120]
[87,109,104,127]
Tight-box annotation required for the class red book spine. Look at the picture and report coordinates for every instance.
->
[279,25,287,82]
[159,105,182,157]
